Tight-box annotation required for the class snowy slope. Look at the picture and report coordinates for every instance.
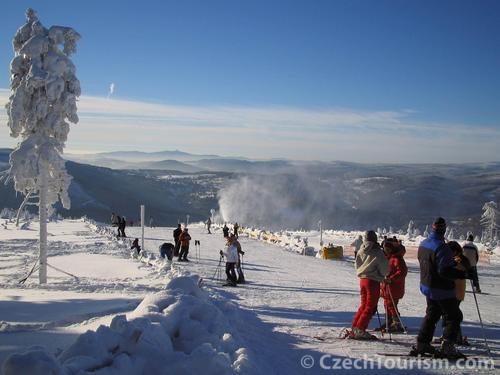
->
[1,220,498,374]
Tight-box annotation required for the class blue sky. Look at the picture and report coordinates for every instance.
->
[1,0,499,162]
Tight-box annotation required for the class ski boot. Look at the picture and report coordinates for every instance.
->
[435,340,466,359]
[388,320,406,333]
[456,336,470,346]
[409,342,436,357]
[351,327,378,340]
[339,327,354,339]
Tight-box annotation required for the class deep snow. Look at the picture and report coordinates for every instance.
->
[0,219,498,374]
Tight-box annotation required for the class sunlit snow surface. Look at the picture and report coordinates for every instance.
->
[0,219,499,374]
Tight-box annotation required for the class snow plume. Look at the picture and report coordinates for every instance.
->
[218,172,341,231]
[108,82,115,98]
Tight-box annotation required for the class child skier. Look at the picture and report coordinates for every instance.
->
[379,238,408,333]
[446,241,472,346]
[350,230,389,340]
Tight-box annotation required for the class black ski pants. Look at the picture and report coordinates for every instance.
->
[179,245,189,260]
[225,262,237,283]
[417,297,463,345]
[470,266,480,290]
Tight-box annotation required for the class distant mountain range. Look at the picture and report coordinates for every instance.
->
[1,148,499,233]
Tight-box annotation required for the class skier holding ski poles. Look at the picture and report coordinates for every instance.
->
[411,217,469,359]
[220,237,238,286]
[350,230,389,340]
[378,238,407,333]
[230,234,245,283]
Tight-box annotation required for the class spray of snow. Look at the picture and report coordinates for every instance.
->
[218,173,337,230]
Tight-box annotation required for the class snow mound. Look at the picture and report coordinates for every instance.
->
[3,276,257,375]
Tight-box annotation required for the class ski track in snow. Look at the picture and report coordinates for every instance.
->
[0,219,498,374]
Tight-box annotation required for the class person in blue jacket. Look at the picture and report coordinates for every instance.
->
[411,217,468,359]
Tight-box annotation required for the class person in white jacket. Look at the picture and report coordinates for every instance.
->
[220,236,239,286]
[463,234,481,293]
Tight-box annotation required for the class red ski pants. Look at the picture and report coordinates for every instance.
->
[352,278,380,331]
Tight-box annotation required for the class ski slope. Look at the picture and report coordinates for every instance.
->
[0,219,498,374]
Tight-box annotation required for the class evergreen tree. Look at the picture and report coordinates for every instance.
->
[480,201,499,244]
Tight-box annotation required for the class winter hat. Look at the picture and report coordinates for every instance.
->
[467,234,474,241]
[432,217,446,234]
[364,230,377,243]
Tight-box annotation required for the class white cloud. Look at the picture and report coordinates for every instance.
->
[0,88,499,163]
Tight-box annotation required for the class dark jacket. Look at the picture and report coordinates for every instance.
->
[173,227,182,241]
[418,231,466,300]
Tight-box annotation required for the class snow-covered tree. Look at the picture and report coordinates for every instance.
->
[413,228,421,237]
[423,224,429,237]
[447,228,454,240]
[480,201,499,244]
[407,220,415,238]
[5,9,80,284]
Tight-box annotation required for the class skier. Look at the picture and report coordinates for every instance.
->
[118,216,127,237]
[173,224,182,257]
[350,235,363,257]
[463,234,481,293]
[381,235,388,249]
[378,238,407,332]
[111,213,120,237]
[206,217,212,234]
[159,242,175,261]
[222,223,229,238]
[411,217,468,359]
[444,241,472,346]
[220,237,238,286]
[178,228,191,262]
[231,234,246,283]
[233,222,239,238]
[131,238,141,255]
[350,230,389,340]
[111,212,119,227]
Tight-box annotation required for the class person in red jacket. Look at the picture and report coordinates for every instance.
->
[178,228,191,262]
[379,238,408,333]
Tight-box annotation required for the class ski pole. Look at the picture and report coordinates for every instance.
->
[375,308,384,338]
[387,285,408,334]
[470,279,492,358]
[211,255,223,281]
[384,284,392,341]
